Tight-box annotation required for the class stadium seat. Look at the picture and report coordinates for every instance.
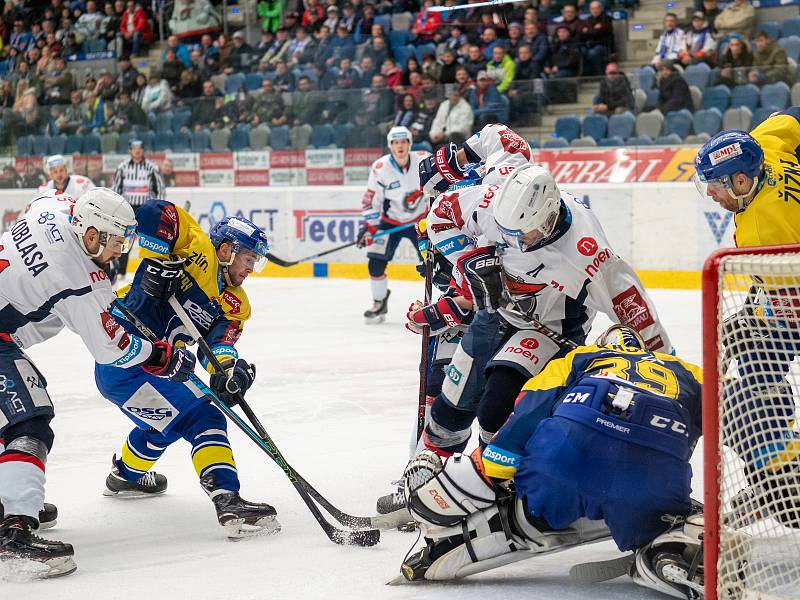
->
[793,82,800,106]
[269,125,290,150]
[607,111,636,140]
[310,124,335,148]
[154,112,172,133]
[693,107,723,136]
[245,72,264,91]
[86,38,106,53]
[374,14,392,33]
[229,125,250,151]
[702,85,731,112]
[333,123,353,147]
[139,130,156,151]
[527,138,540,149]
[249,125,270,150]
[65,133,83,155]
[172,109,191,132]
[782,18,800,38]
[683,63,712,89]
[153,131,173,151]
[32,134,49,156]
[16,135,33,157]
[555,116,581,142]
[290,125,311,149]
[730,84,760,112]
[598,136,624,146]
[117,132,133,153]
[646,88,659,107]
[543,136,569,148]
[655,133,683,145]
[210,128,230,152]
[761,81,791,110]
[633,88,647,113]
[171,130,191,152]
[225,72,246,94]
[626,134,653,145]
[778,36,800,62]
[570,136,597,147]
[391,12,412,31]
[393,46,412,69]
[389,30,412,50]
[581,114,608,142]
[759,21,782,40]
[413,43,437,63]
[723,106,753,131]
[664,110,693,138]
[100,132,118,154]
[635,111,663,139]
[684,133,711,144]
[689,85,703,111]
[753,105,779,127]
[497,94,510,124]
[191,129,210,152]
[82,133,101,154]
[48,134,67,155]
[636,66,655,90]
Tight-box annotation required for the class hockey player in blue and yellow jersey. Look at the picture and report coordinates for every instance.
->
[94,200,278,539]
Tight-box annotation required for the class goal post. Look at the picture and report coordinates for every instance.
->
[702,244,800,600]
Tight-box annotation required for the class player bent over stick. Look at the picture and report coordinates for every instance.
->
[395,325,707,599]
[357,127,430,324]
[94,201,279,539]
[0,189,194,578]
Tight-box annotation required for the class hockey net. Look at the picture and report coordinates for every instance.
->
[703,245,800,600]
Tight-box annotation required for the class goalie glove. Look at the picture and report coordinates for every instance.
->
[418,143,466,196]
[356,222,377,248]
[456,247,504,313]
[209,358,256,407]
[406,296,473,335]
[139,257,185,303]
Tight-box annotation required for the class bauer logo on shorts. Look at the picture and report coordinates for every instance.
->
[709,142,742,166]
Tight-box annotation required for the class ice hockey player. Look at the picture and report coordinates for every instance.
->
[38,154,96,198]
[358,126,430,324]
[397,325,706,599]
[0,189,195,578]
[694,110,800,527]
[94,200,279,539]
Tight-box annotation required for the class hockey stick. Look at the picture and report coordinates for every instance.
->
[112,298,380,546]
[266,222,417,267]
[415,241,434,444]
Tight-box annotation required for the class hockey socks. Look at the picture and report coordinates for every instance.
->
[0,438,47,521]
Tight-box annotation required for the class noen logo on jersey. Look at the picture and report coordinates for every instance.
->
[709,142,742,166]
[293,209,361,243]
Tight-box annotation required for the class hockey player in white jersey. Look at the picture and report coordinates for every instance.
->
[38,154,95,198]
[0,188,196,578]
[358,126,430,323]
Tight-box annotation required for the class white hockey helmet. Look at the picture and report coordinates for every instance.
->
[71,187,137,257]
[45,154,67,170]
[387,126,412,147]
[493,163,561,250]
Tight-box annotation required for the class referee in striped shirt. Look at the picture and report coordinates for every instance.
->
[112,138,166,279]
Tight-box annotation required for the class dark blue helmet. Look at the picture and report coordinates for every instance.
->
[210,216,269,271]
[695,130,764,184]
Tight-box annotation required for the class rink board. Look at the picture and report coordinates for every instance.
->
[0,183,729,288]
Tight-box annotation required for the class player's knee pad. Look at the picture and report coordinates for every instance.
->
[476,367,529,445]
[367,257,388,278]
[1,415,55,454]
[425,398,475,454]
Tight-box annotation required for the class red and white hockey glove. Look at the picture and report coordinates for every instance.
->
[143,341,196,383]
[406,296,473,335]
[356,222,378,248]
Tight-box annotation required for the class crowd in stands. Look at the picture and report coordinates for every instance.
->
[0,0,622,155]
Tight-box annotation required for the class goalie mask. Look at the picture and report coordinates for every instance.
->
[596,323,646,351]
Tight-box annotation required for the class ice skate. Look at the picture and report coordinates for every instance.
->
[376,480,415,531]
[0,502,57,530]
[202,474,280,540]
[0,515,76,579]
[364,290,391,324]
[104,455,167,498]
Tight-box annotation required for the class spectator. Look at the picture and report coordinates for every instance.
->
[403,56,422,85]
[464,45,488,80]
[73,0,103,45]
[251,79,287,128]
[273,60,296,92]
[175,69,202,104]
[287,26,314,67]
[343,111,383,147]
[412,0,441,43]
[579,0,615,76]
[592,62,634,114]
[439,22,466,56]
[420,73,439,101]
[261,27,291,69]
[0,81,15,109]
[468,71,505,128]
[10,19,34,53]
[361,33,389,67]
[141,71,172,117]
[557,4,581,37]
[514,43,542,80]
[0,164,22,189]
[714,0,755,40]
[748,31,789,85]
[522,20,550,69]
[42,56,73,105]
[200,33,216,58]
[82,90,108,132]
[55,90,85,134]
[718,35,753,87]
[161,49,184,90]
[327,23,356,66]
[681,12,716,66]
[439,49,459,84]
[94,70,119,104]
[357,55,377,87]
[509,50,542,125]
[337,57,360,86]
[119,0,153,56]
[362,73,395,125]
[255,30,276,58]
[282,10,301,34]
[322,72,360,124]
[381,57,403,88]
[702,0,721,34]
[130,72,148,105]
[312,25,334,68]
[21,161,46,188]
[404,71,424,102]
[225,30,256,73]
[290,75,323,128]
[302,0,325,27]
[652,60,693,113]
[189,79,223,130]
[198,52,222,80]
[486,45,515,94]
[544,26,581,78]
[454,65,474,96]
[652,13,687,66]
[163,34,191,68]
[504,22,524,58]
[430,84,474,146]
[421,53,441,82]
[355,3,376,38]
[116,55,140,93]
[481,27,504,60]
[160,157,176,187]
[409,90,439,150]
[323,5,340,31]
[106,90,146,132]
[339,2,357,33]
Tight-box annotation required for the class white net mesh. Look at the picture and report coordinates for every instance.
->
[714,252,800,600]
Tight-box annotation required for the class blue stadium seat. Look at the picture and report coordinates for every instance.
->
[82,133,101,154]
[139,130,156,151]
[693,107,723,136]
[117,132,133,153]
[543,136,569,148]
[598,136,624,147]
[626,135,653,145]
[655,133,683,145]
[171,130,191,152]
[683,63,712,89]
[527,139,540,149]
[646,88,659,107]
[555,116,581,142]
[393,46,412,68]
[48,134,67,155]
[702,85,732,112]
[190,129,210,152]
[389,30,411,49]
[65,133,83,154]
[607,111,636,140]
[225,72,246,94]
[581,114,608,142]
[730,84,760,111]
[778,36,800,62]
[229,125,250,151]
[664,110,693,139]
[31,135,49,156]
[753,105,779,127]
[374,14,392,33]
[245,72,264,91]
[761,82,791,110]
[153,131,173,151]
[16,135,33,157]
[333,123,354,147]
[172,109,191,132]
[413,43,437,63]
[310,124,335,148]
[270,125,290,150]
[758,22,781,41]
[782,18,800,38]
[86,38,106,53]
[154,112,172,133]
[636,66,655,90]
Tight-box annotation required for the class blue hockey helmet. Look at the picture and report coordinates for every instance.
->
[596,324,646,351]
[693,130,764,210]
[210,216,270,273]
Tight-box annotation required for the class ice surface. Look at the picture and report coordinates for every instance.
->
[4,279,702,599]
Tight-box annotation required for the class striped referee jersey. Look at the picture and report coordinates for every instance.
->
[113,158,166,207]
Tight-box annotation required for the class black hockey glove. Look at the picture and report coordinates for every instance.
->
[210,358,256,407]
[139,257,185,303]
[143,341,196,382]
[418,142,465,196]
[457,247,504,313]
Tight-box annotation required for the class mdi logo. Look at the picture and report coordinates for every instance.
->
[293,209,362,243]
